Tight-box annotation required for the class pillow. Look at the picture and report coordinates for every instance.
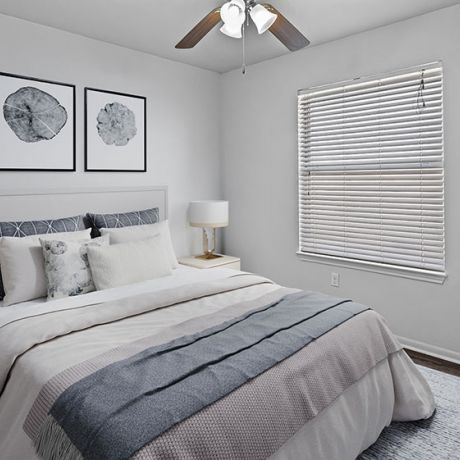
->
[0,229,91,306]
[87,236,173,291]
[0,215,86,299]
[40,235,109,300]
[0,215,86,238]
[100,220,178,269]
[86,207,160,237]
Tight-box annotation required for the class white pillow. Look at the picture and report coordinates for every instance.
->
[0,229,91,306]
[100,220,178,269]
[87,235,173,291]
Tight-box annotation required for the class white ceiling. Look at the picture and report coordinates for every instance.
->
[0,0,458,73]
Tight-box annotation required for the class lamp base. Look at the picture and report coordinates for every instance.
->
[195,252,223,260]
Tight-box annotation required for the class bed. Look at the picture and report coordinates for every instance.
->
[0,187,435,460]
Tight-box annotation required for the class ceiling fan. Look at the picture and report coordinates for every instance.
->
[176,0,310,73]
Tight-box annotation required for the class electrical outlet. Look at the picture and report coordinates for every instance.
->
[331,272,340,287]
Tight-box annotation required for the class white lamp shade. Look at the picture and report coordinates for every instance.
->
[250,4,277,34]
[220,23,242,38]
[220,0,245,39]
[220,0,245,24]
[189,201,229,228]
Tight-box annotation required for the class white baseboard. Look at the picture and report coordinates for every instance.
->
[398,335,460,365]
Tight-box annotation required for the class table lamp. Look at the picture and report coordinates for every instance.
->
[189,200,229,260]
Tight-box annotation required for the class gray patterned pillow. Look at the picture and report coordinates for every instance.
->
[0,215,86,300]
[86,207,160,237]
[0,215,85,237]
[40,235,109,300]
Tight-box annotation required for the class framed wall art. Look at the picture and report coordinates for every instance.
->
[0,71,75,171]
[85,88,146,172]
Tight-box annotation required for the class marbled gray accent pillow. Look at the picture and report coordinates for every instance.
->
[0,215,86,300]
[40,235,109,300]
[86,207,160,237]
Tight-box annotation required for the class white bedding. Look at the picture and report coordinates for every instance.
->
[0,265,240,325]
[0,266,280,460]
[0,266,433,460]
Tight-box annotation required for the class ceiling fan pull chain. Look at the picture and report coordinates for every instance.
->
[242,22,246,74]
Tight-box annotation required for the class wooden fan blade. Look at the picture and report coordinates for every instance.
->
[263,4,310,51]
[175,8,221,49]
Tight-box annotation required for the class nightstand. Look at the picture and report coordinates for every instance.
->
[179,255,241,271]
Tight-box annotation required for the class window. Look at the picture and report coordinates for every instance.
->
[298,63,445,282]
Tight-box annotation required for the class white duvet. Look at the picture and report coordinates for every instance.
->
[0,265,239,325]
[0,266,434,460]
[0,266,279,460]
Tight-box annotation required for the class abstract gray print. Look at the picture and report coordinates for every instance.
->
[97,102,137,146]
[85,87,146,171]
[3,86,68,143]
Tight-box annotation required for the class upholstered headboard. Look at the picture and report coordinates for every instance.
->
[0,186,168,222]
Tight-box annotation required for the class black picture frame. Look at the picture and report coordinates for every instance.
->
[84,87,147,172]
[0,71,76,172]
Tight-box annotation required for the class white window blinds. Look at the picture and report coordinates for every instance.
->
[298,63,445,278]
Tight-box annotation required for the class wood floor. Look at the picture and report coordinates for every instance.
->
[405,348,460,377]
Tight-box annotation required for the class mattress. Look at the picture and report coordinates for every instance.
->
[0,266,435,460]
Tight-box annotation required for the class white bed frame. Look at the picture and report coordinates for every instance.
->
[0,186,168,222]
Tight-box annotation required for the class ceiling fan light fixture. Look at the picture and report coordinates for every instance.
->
[220,0,246,24]
[220,23,243,39]
[220,0,245,39]
[175,2,309,57]
[249,4,277,34]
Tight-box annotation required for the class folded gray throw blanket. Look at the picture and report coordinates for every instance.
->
[38,290,368,460]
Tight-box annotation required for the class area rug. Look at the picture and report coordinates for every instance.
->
[359,365,460,460]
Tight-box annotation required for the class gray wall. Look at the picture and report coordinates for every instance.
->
[1,6,459,360]
[0,13,222,257]
[221,5,460,360]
